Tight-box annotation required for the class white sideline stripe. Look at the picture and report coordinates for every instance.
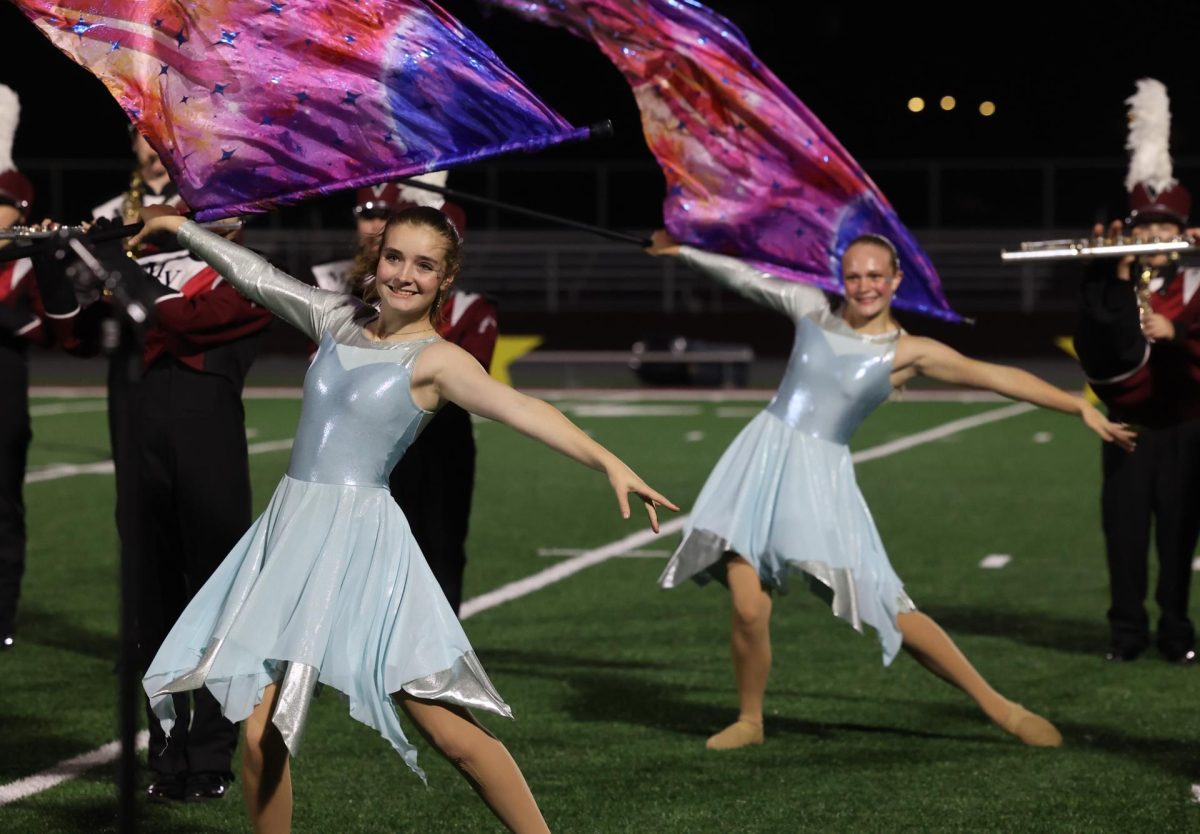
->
[0,732,149,807]
[24,439,295,485]
[461,401,1035,621]
[4,401,1033,802]
[30,385,1028,404]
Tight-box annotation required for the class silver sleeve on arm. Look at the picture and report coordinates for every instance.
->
[677,246,829,320]
[177,220,338,340]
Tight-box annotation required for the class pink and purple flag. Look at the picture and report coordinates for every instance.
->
[486,0,960,321]
[13,1,591,221]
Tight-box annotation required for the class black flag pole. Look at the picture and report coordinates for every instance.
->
[398,122,653,248]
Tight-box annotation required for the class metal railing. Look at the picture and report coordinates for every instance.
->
[240,227,1073,315]
[11,155,1156,313]
[18,154,1200,231]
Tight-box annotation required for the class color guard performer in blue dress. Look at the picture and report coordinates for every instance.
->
[134,205,676,834]
[647,230,1135,752]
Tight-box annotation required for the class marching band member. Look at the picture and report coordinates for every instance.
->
[86,131,274,801]
[1074,80,1200,664]
[0,85,79,652]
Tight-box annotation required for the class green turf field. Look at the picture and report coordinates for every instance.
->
[2,394,1197,833]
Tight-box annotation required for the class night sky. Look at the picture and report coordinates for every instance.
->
[1,1,1198,226]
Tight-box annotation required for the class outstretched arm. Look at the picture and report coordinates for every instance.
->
[130,208,344,341]
[416,342,678,531]
[901,335,1137,451]
[645,230,829,321]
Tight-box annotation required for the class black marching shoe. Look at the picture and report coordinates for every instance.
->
[1104,643,1145,662]
[185,771,231,802]
[146,775,185,803]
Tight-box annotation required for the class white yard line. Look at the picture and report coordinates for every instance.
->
[463,402,1034,620]
[3,401,1033,803]
[0,732,148,807]
[536,547,671,559]
[24,439,295,485]
[561,404,703,418]
[850,403,1034,464]
[28,401,107,417]
[461,520,690,620]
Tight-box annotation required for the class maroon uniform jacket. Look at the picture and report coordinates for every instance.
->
[439,291,498,369]
[1094,266,1200,426]
[132,249,272,374]
[0,257,79,349]
[91,191,272,378]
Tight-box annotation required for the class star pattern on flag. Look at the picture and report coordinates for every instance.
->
[15,0,591,221]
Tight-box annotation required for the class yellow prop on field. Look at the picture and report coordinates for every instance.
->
[491,335,544,386]
[1055,336,1100,406]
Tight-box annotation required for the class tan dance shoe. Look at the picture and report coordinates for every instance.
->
[705,719,764,750]
[1001,703,1062,747]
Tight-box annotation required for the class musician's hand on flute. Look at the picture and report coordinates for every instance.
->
[644,229,681,257]
[1087,221,1135,279]
[1141,313,1175,342]
[128,205,187,249]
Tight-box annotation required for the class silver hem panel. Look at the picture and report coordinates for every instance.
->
[272,662,320,756]
[658,529,728,588]
[155,638,223,696]
[661,529,918,628]
[401,652,512,718]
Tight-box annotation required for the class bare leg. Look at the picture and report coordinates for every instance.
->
[242,683,293,833]
[707,554,771,750]
[396,693,549,833]
[897,611,1061,747]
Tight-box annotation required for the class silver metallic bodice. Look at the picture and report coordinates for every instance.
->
[764,319,895,444]
[679,247,897,445]
[177,221,438,486]
[287,335,436,487]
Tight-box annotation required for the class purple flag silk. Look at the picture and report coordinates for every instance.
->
[14,1,591,221]
[486,0,960,321]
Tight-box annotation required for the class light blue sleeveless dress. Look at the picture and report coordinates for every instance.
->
[142,222,508,780]
[659,248,916,665]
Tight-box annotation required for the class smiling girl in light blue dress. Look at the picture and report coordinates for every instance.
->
[134,205,676,834]
[649,230,1134,752]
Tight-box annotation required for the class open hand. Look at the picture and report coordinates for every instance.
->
[1080,401,1137,452]
[607,463,679,533]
